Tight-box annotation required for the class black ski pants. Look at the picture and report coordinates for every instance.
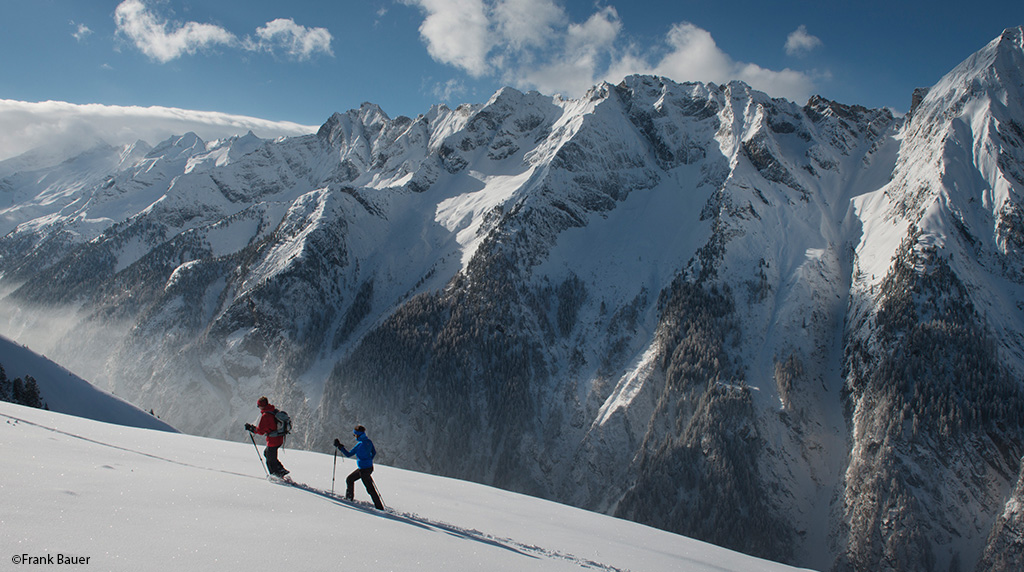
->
[346,467,383,509]
[265,445,287,475]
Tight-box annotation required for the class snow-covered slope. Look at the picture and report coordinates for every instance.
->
[0,334,175,432]
[2,26,1024,572]
[1,402,809,572]
[834,27,1024,571]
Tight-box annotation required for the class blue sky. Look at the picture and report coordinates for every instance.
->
[1,0,1022,160]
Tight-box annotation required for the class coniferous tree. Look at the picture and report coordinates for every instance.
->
[21,376,43,409]
[0,363,47,410]
[11,377,24,405]
[0,364,10,401]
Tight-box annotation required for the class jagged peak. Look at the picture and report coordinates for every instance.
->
[224,130,266,162]
[317,103,393,148]
[121,138,152,155]
[996,25,1024,57]
[804,95,893,124]
[467,86,558,129]
[615,75,810,117]
[146,131,204,159]
[579,80,617,103]
[618,74,669,92]
[917,26,1024,121]
[965,25,1024,80]
[117,139,152,168]
[485,85,527,106]
[423,103,451,120]
[175,131,203,146]
[356,101,390,124]
[618,74,722,102]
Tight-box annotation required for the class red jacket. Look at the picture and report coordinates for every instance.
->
[256,405,285,447]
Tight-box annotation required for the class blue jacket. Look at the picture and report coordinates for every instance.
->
[340,432,376,469]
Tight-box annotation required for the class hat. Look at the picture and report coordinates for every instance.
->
[353,425,366,435]
[257,396,269,407]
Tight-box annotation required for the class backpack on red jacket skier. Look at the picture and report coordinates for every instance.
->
[254,398,291,447]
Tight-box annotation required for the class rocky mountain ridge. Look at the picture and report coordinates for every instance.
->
[2,26,1024,572]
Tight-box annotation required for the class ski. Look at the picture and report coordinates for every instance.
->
[266,475,388,512]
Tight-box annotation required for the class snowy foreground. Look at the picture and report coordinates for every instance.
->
[2,402,813,571]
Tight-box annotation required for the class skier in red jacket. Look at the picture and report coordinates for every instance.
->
[245,396,289,477]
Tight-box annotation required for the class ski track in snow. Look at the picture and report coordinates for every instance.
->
[3,410,630,572]
[0,411,250,477]
[273,478,633,572]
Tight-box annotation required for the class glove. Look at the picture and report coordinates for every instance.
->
[244,423,256,433]
[334,438,343,450]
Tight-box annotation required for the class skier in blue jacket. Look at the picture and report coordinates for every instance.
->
[334,425,384,509]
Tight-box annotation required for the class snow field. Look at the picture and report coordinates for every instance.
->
[2,402,812,572]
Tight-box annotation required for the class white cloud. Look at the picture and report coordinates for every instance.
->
[113,0,333,63]
[492,0,566,52]
[0,99,319,162]
[401,1,818,104]
[653,23,735,85]
[652,22,815,103]
[252,19,334,60]
[785,25,822,56]
[71,22,93,42]
[514,7,623,97]
[114,0,237,63]
[566,6,620,54]
[736,63,816,102]
[402,0,624,96]
[404,0,493,77]
[430,78,468,102]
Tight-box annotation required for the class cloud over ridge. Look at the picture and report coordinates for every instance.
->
[0,99,318,163]
[402,0,818,104]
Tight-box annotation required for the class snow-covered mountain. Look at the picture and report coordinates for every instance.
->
[2,25,1024,572]
[0,334,175,432]
[2,401,809,572]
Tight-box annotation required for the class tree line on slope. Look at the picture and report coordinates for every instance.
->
[0,363,46,410]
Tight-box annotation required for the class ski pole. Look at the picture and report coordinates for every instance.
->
[249,432,269,477]
[369,477,386,510]
[331,448,338,495]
